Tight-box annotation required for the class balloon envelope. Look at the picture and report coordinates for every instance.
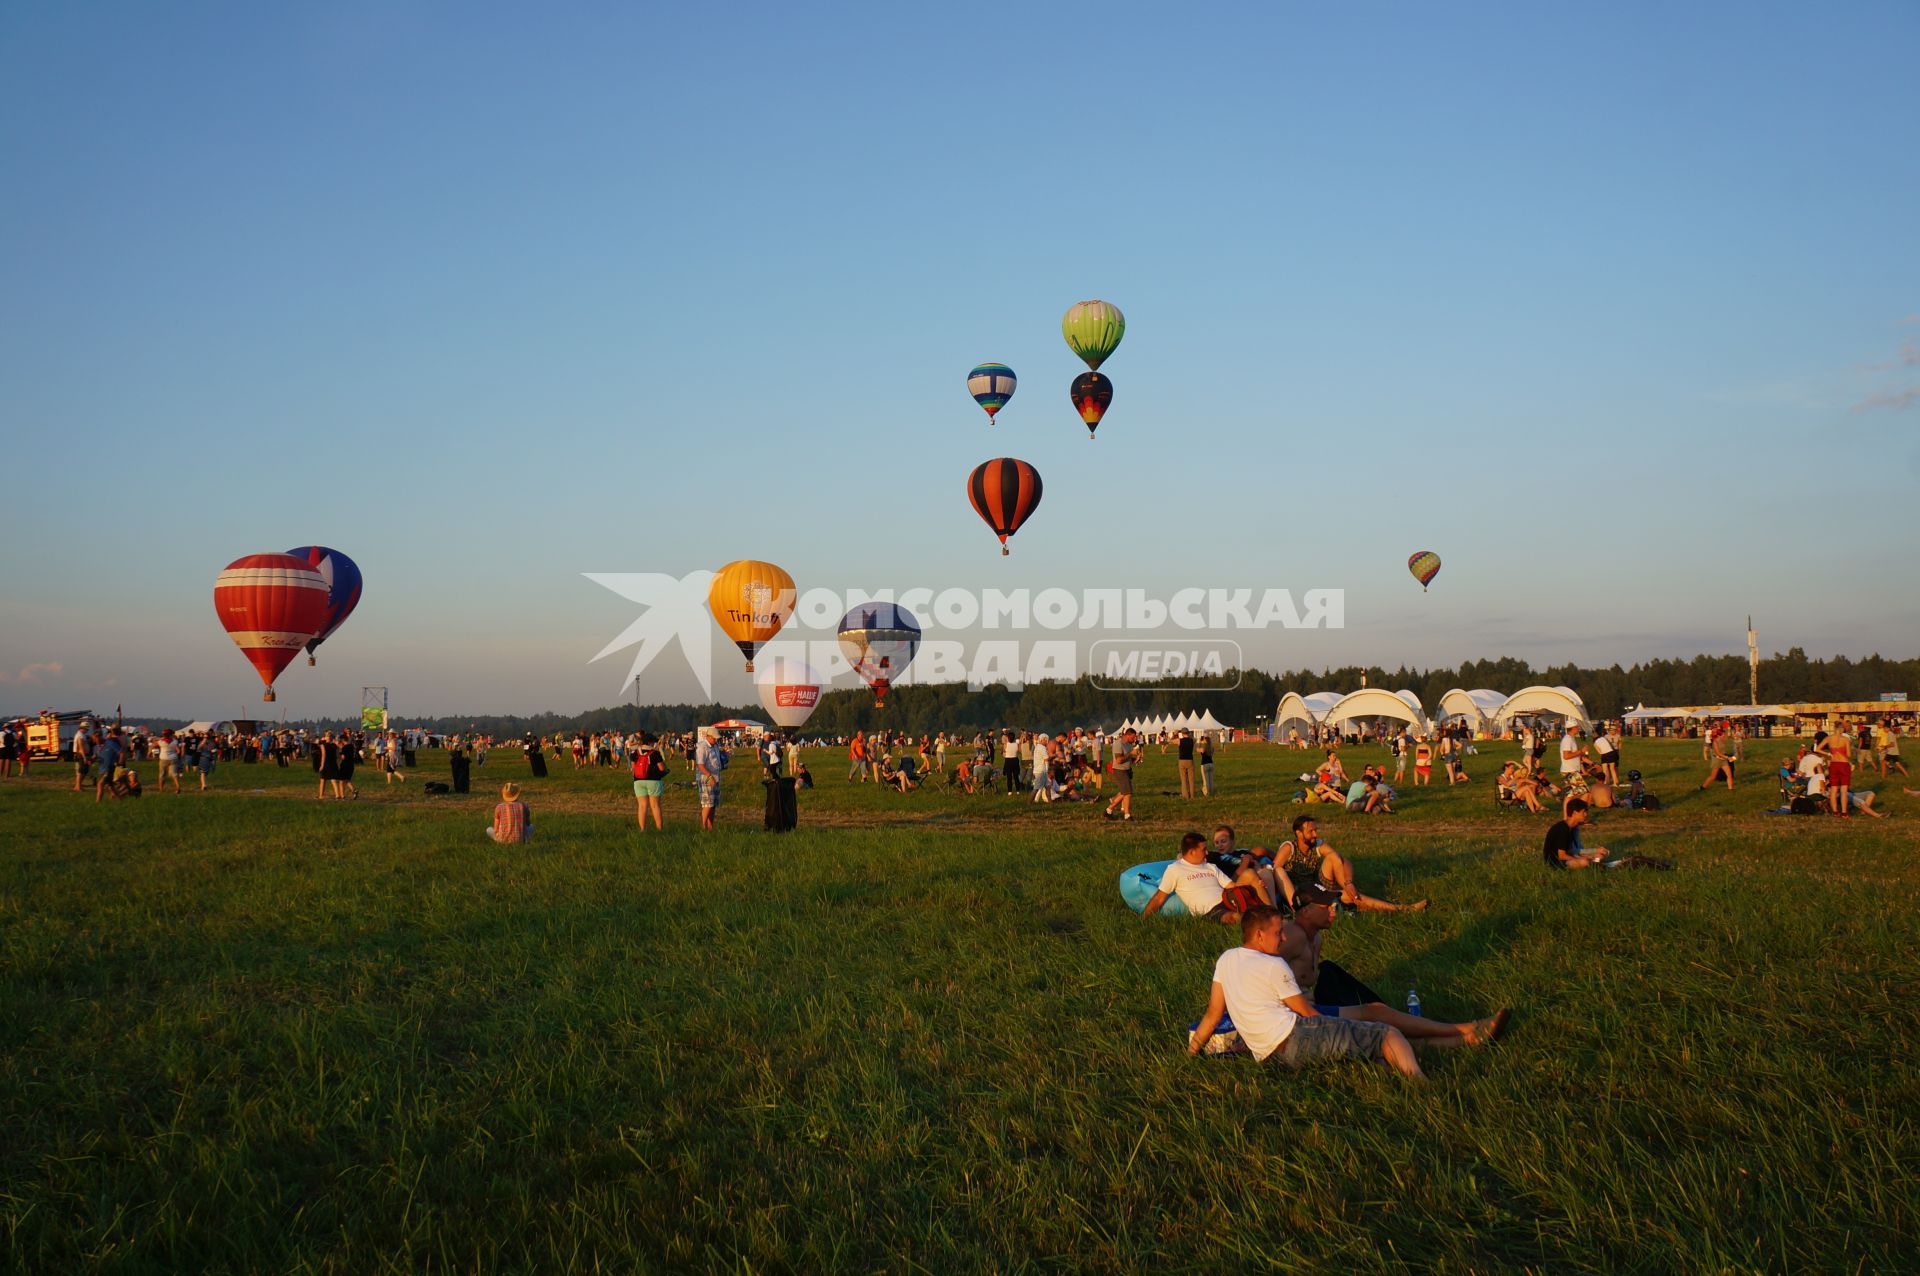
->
[966,458,1043,555]
[1062,300,1125,371]
[708,560,796,671]
[1070,371,1112,437]
[1407,550,1442,591]
[756,657,824,730]
[284,545,363,661]
[213,553,331,700]
[967,363,1016,420]
[837,603,921,707]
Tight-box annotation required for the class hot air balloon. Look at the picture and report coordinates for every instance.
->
[284,545,362,665]
[1070,371,1112,439]
[837,603,921,708]
[967,458,1043,555]
[213,553,331,701]
[1407,550,1442,591]
[756,656,824,731]
[967,363,1016,423]
[708,559,796,672]
[1062,299,1125,372]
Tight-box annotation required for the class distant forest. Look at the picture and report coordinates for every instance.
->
[277,648,1915,737]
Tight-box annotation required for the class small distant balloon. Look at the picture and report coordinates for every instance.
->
[967,363,1017,423]
[1062,300,1125,372]
[1069,372,1112,439]
[1407,551,1442,591]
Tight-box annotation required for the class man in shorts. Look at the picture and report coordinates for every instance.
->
[155,730,183,794]
[1103,728,1139,821]
[92,729,126,803]
[1186,905,1425,1078]
[1273,814,1427,913]
[696,727,726,831]
[1882,721,1907,778]
[1141,832,1273,923]
[72,728,96,791]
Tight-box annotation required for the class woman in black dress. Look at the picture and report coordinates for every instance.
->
[336,732,360,799]
[311,732,336,799]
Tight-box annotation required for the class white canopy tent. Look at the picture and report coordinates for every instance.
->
[1322,688,1431,736]
[1194,709,1228,733]
[1274,691,1341,740]
[1621,706,1690,722]
[1493,685,1591,733]
[1436,688,1509,735]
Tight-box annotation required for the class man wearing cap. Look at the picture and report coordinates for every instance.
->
[1280,882,1507,1047]
[696,727,726,831]
[1186,905,1425,1078]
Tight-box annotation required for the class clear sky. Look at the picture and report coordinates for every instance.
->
[3,2,1917,718]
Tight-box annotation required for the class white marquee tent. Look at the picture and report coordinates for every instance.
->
[1274,691,1342,740]
[1322,687,1431,735]
[1436,688,1509,734]
[1492,686,1591,733]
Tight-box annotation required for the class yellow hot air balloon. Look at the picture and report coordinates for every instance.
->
[708,559,796,672]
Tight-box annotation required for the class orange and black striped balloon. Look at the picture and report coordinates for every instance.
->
[966,458,1043,556]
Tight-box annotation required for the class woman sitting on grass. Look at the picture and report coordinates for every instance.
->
[488,782,532,844]
[1497,762,1548,813]
[877,754,918,794]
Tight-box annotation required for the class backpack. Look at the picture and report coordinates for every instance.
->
[633,748,666,781]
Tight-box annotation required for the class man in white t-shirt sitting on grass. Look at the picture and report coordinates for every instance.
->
[1140,832,1273,924]
[1187,904,1424,1078]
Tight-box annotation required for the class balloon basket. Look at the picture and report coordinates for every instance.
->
[263,689,276,703]
[1001,547,1010,557]
[308,656,316,666]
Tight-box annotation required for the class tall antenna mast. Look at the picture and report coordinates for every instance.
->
[1747,616,1759,706]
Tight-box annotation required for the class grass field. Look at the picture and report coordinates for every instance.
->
[3,737,1916,1273]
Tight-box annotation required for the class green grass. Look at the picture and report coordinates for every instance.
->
[2,739,1916,1272]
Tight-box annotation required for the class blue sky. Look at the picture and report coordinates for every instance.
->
[3,2,1917,717]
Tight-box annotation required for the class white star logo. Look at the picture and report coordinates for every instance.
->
[584,570,717,698]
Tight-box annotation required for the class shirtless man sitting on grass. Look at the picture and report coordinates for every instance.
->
[1278,882,1507,1048]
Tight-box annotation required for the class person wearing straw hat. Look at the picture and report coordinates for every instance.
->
[488,782,532,844]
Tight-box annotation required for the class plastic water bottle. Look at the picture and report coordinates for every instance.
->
[1405,989,1422,1018]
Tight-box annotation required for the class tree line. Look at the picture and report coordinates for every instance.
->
[291,647,1913,737]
